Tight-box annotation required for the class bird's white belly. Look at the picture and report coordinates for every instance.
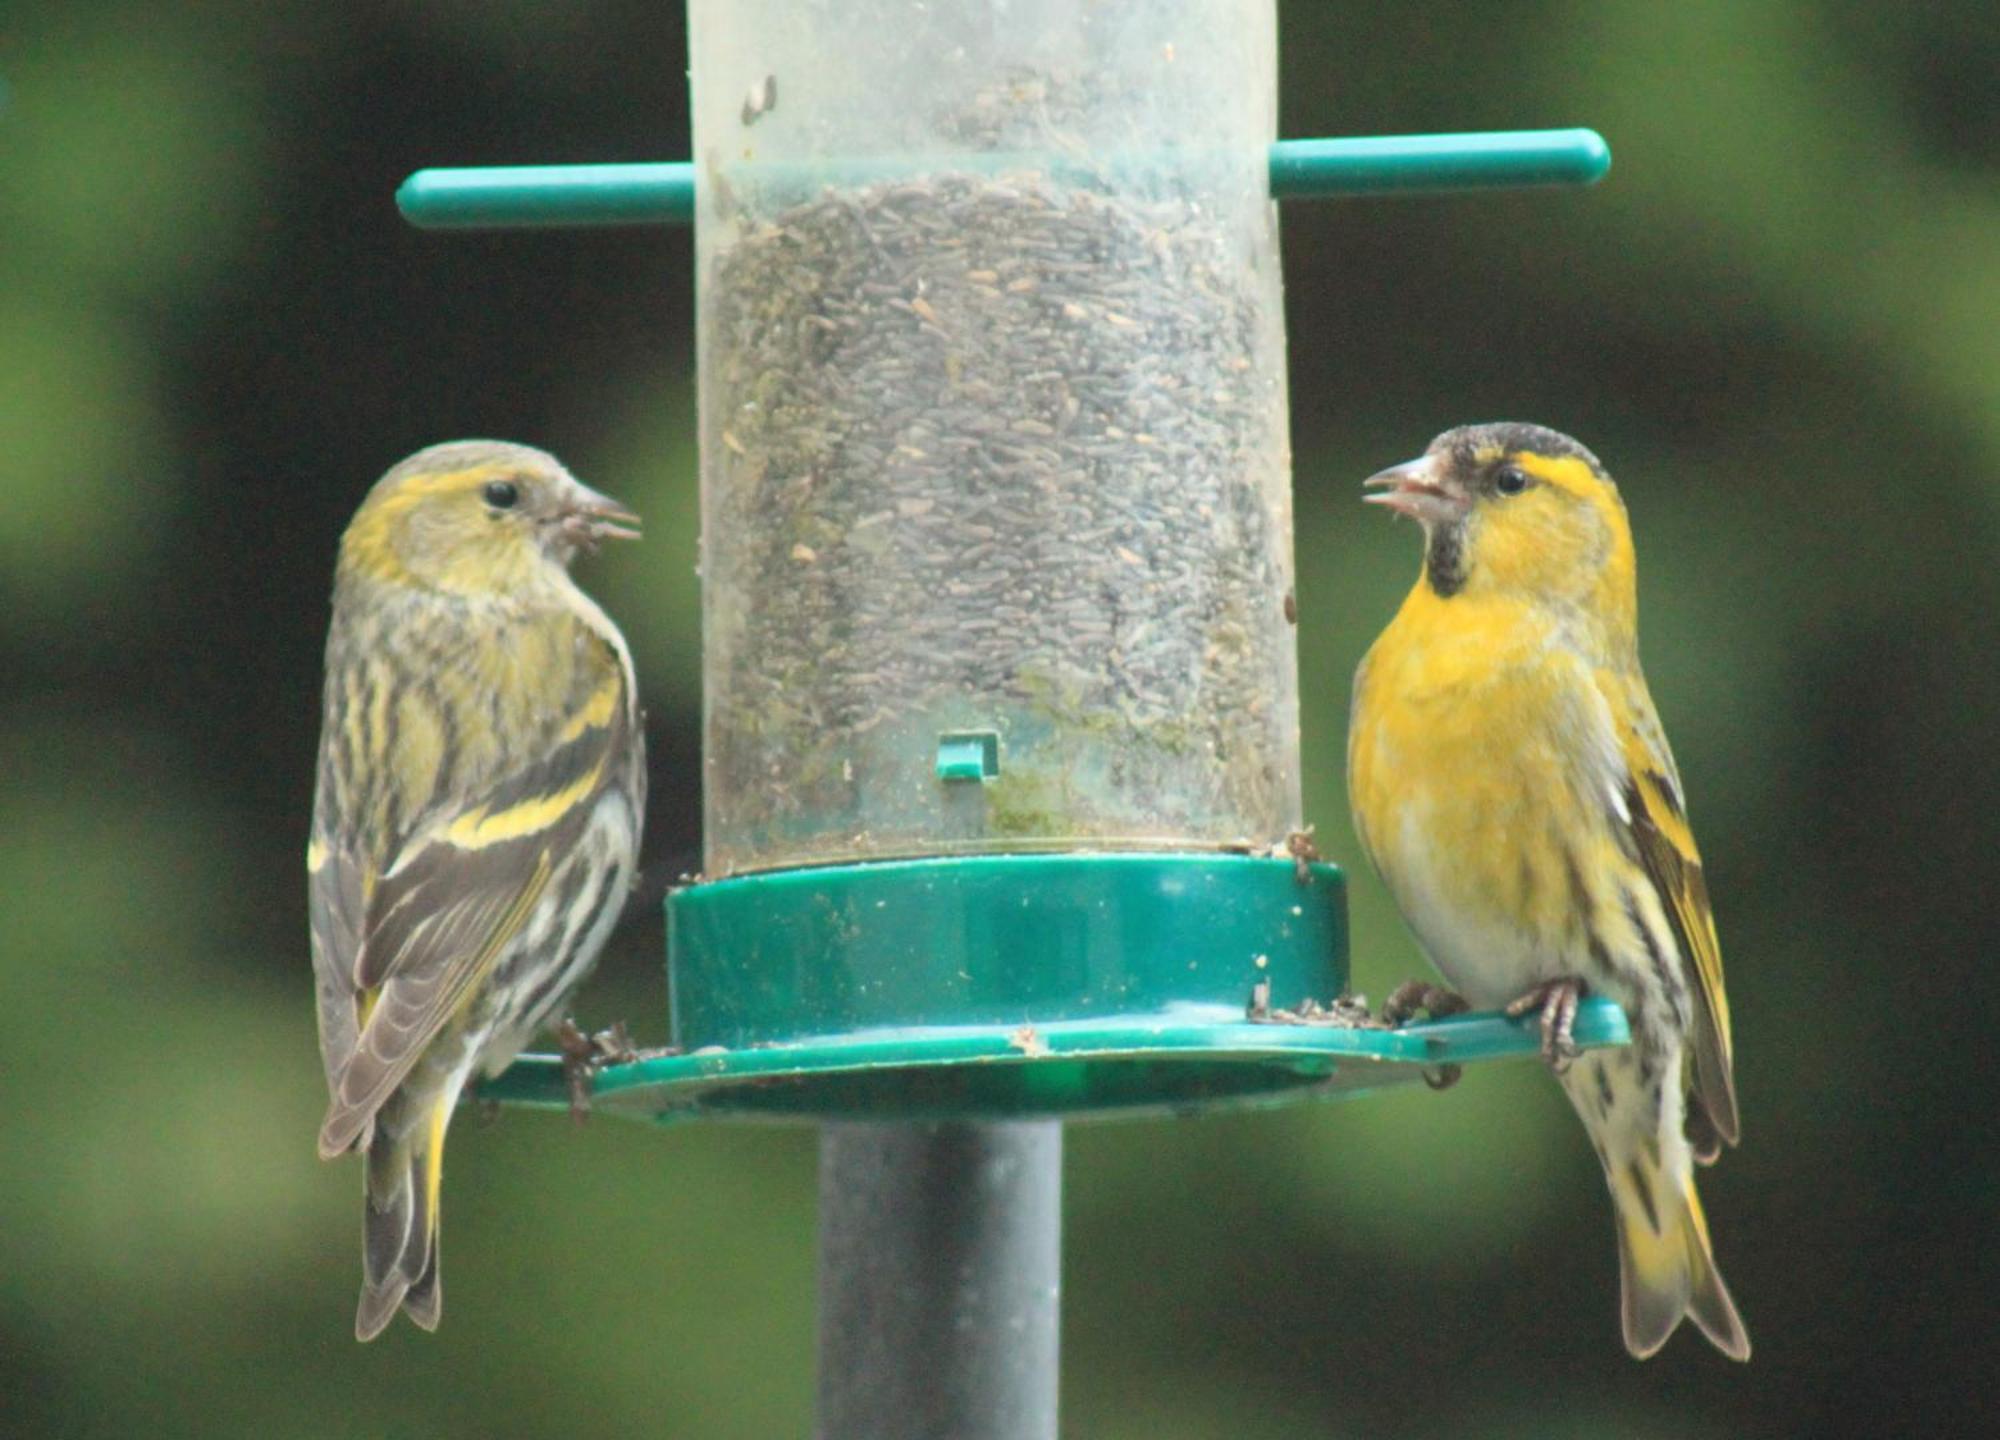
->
[1381,803,1567,1008]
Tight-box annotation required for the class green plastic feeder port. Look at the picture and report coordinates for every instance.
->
[936,732,1001,782]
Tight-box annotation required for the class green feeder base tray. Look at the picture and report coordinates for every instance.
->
[480,1003,1630,1123]
[476,854,1629,1122]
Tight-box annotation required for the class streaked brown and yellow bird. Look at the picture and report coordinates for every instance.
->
[308,440,645,1340]
[1347,422,1748,1360]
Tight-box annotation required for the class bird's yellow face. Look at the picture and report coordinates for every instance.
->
[1365,422,1634,612]
[340,440,639,596]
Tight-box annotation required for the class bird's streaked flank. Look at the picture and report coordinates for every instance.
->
[1348,422,1748,1360]
[308,440,645,1339]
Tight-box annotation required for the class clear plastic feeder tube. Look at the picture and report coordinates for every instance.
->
[693,0,1300,876]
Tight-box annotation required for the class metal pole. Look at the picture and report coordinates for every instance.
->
[815,1121,1062,1440]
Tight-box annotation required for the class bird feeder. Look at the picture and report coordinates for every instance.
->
[396,2,1623,1433]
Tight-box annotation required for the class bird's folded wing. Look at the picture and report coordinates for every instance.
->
[1607,673,1739,1154]
[318,672,629,1157]
[308,831,368,1102]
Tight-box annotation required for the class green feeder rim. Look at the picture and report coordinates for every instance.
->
[477,999,1632,1123]
[472,854,1630,1123]
[395,128,1610,229]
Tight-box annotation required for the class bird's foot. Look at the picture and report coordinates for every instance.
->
[555,1018,647,1124]
[588,1019,641,1066]
[1505,977,1586,1073]
[1379,981,1470,1089]
[1380,980,1470,1026]
[555,1020,597,1123]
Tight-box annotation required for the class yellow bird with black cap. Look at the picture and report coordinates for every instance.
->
[1347,422,1748,1360]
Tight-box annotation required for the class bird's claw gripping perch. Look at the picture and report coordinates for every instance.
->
[1245,981,1466,1087]
[1505,977,1586,1073]
[555,1018,643,1123]
[1380,980,1470,1026]
[1379,980,1470,1089]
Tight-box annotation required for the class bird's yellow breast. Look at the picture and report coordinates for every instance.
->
[1350,582,1613,968]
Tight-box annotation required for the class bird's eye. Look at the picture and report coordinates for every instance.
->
[482,480,520,510]
[1494,466,1530,496]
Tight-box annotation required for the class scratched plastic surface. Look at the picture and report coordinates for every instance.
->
[690,0,1300,876]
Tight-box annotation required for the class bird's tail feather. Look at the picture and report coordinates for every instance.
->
[1610,1141,1750,1361]
[1565,1052,1749,1361]
[355,1101,448,1341]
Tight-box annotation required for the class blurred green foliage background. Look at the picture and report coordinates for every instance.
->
[2,2,1993,1435]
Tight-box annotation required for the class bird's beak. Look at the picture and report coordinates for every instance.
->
[1363,456,1469,526]
[561,482,642,551]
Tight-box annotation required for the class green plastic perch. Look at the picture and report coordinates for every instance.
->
[397,128,1610,229]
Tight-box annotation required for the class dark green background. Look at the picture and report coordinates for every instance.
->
[3,2,1992,1435]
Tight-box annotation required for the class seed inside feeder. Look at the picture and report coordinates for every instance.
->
[703,164,1297,874]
